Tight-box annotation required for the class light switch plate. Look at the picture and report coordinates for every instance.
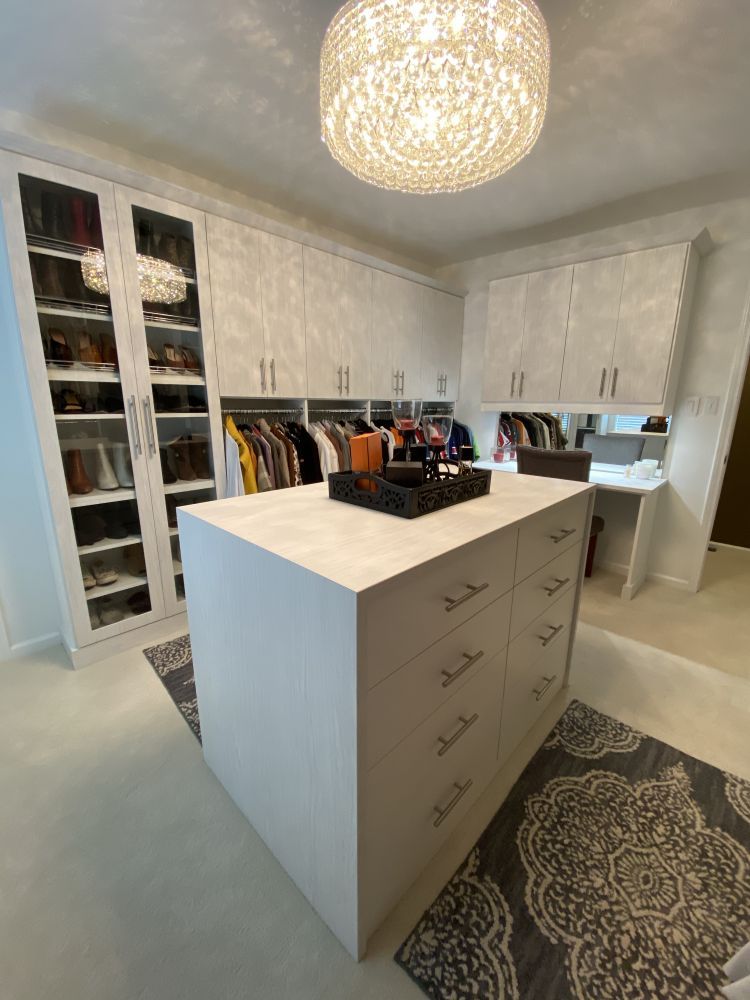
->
[704,396,720,416]
[685,396,701,416]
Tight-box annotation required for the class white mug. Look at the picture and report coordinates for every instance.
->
[634,460,657,479]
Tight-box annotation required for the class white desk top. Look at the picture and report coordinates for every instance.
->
[474,460,669,496]
[180,474,594,593]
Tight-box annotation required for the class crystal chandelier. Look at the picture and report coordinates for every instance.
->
[320,0,550,194]
[81,250,187,305]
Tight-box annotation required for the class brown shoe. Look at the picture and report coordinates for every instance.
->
[79,331,103,366]
[188,435,211,479]
[181,347,201,373]
[169,438,197,481]
[67,449,93,494]
[101,333,118,368]
[49,328,73,366]
[160,448,177,484]
[163,344,184,370]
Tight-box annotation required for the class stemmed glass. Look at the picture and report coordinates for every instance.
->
[422,409,454,481]
[391,398,423,461]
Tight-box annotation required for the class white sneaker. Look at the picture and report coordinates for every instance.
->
[112,442,134,488]
[93,442,119,491]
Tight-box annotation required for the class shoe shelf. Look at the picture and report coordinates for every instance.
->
[55,412,124,421]
[150,372,205,386]
[27,238,94,262]
[155,410,209,418]
[69,487,137,508]
[163,478,214,495]
[37,302,113,323]
[47,366,120,384]
[85,570,146,601]
[77,533,142,556]
[144,319,200,333]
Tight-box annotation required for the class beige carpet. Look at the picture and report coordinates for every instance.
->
[580,545,750,680]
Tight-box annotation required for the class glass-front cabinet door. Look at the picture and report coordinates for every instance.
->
[114,187,224,616]
[1,156,166,647]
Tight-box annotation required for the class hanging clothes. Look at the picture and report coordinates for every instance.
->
[225,415,258,495]
[224,428,244,498]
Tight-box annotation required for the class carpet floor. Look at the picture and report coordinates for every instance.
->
[143,635,199,742]
[396,700,750,1000]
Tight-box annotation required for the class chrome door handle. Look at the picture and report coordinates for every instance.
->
[539,624,565,647]
[549,527,577,544]
[441,650,484,688]
[611,366,619,398]
[127,395,142,457]
[437,714,479,757]
[433,779,473,828]
[344,364,350,395]
[270,358,276,393]
[393,369,400,394]
[142,396,157,457]
[533,675,557,702]
[599,366,607,398]
[337,365,343,395]
[400,370,405,393]
[510,371,516,398]
[444,582,489,612]
[436,372,441,394]
[259,357,266,393]
[544,577,570,597]
[519,370,525,397]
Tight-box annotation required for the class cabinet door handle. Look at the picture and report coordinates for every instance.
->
[444,582,489,612]
[543,577,570,597]
[549,527,577,544]
[433,779,473,828]
[337,365,343,395]
[270,358,276,393]
[259,357,266,393]
[393,369,400,394]
[510,371,516,398]
[519,370,525,398]
[533,675,558,702]
[344,364,350,395]
[127,395,143,457]
[436,372,441,395]
[441,650,484,688]
[611,366,619,398]
[437,713,479,757]
[142,396,157,457]
[400,370,405,394]
[598,366,607,398]
[539,623,565,648]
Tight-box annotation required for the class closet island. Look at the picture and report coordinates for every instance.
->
[179,472,595,958]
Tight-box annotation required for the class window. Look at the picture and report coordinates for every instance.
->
[611,415,671,434]
[553,412,571,435]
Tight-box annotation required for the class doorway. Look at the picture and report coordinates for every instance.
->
[711,356,750,549]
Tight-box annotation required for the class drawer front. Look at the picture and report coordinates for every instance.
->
[366,592,512,769]
[507,586,576,679]
[364,528,517,689]
[510,541,582,640]
[516,493,589,583]
[498,633,568,767]
[364,652,504,935]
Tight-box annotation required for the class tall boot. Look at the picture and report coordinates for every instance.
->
[93,443,119,491]
[38,257,67,299]
[21,186,40,234]
[169,438,197,481]
[188,435,211,479]
[112,443,134,488]
[160,448,177,484]
[67,450,93,494]
[70,197,92,246]
[41,190,67,241]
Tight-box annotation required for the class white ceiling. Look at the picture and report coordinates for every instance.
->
[2,0,750,266]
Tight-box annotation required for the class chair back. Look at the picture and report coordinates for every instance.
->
[516,445,592,482]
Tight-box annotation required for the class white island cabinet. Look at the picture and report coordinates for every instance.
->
[178,474,595,958]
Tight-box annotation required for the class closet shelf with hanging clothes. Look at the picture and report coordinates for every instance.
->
[223,406,322,497]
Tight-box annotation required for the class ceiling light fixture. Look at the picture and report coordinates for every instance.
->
[81,250,188,305]
[320,0,550,194]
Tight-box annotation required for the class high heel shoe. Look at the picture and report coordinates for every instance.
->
[112,443,134,488]
[181,347,202,373]
[93,443,119,491]
[163,344,184,370]
[67,449,93,494]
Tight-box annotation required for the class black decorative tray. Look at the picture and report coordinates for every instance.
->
[328,468,491,519]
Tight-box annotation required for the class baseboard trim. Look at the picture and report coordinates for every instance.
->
[709,540,750,553]
[596,561,690,591]
[5,631,61,660]
[64,613,188,669]
[597,560,629,576]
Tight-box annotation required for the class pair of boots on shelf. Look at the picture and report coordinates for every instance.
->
[75,511,139,546]
[136,220,193,270]
[46,328,117,368]
[160,435,210,484]
[22,187,102,247]
[53,389,123,414]
[66,442,133,495]
[147,344,201,373]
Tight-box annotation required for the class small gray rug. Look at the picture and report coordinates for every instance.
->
[396,700,750,1000]
[143,634,200,742]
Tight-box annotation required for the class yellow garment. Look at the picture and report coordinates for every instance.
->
[225,415,258,494]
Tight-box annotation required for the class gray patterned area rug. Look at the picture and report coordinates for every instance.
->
[143,635,200,742]
[396,700,750,1000]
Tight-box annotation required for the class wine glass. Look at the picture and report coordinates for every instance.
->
[422,409,454,481]
[391,399,423,461]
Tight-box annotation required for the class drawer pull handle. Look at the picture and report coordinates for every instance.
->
[533,675,557,702]
[441,650,484,688]
[539,624,565,647]
[433,778,473,828]
[437,713,479,757]
[444,582,489,612]
[544,577,570,597]
[549,527,577,544]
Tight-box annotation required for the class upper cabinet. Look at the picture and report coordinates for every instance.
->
[421,288,464,400]
[258,232,307,398]
[371,271,423,399]
[483,242,698,413]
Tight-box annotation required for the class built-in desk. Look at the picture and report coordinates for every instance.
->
[474,460,668,600]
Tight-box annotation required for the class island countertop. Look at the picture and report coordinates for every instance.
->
[179,473,595,593]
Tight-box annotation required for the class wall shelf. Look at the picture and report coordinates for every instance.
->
[77,533,142,556]
[163,478,215,495]
[69,487,136,508]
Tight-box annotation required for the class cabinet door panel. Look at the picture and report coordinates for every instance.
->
[303,246,342,398]
[371,271,422,399]
[518,265,573,403]
[421,287,463,400]
[339,257,372,398]
[560,256,625,403]
[440,293,464,400]
[260,232,306,397]
[610,245,687,405]
[483,274,526,402]
[206,216,265,397]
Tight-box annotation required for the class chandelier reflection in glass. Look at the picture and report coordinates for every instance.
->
[81,249,187,305]
[320,0,550,194]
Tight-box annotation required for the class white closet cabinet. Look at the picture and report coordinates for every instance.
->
[517,265,573,403]
[258,232,307,397]
[421,287,464,400]
[608,244,691,406]
[560,255,625,402]
[339,257,372,399]
[371,271,423,399]
[482,273,526,403]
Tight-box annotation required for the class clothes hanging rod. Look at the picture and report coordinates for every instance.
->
[308,407,366,415]
[222,407,303,416]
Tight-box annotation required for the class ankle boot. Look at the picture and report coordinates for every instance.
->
[188,435,211,479]
[169,438,197,481]
[160,448,177,484]
[67,450,93,494]
[93,443,119,490]
[112,443,134,488]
